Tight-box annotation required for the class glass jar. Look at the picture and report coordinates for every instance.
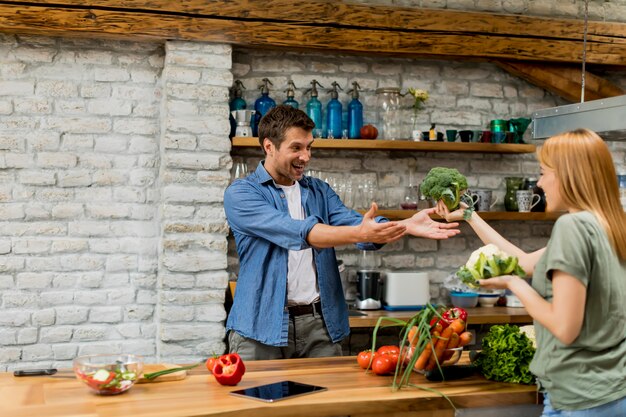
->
[376,88,403,140]
[504,177,524,211]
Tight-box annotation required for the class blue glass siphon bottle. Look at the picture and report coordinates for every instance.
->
[253,78,276,137]
[326,81,343,139]
[347,81,363,139]
[283,80,299,109]
[305,79,324,136]
[229,80,247,139]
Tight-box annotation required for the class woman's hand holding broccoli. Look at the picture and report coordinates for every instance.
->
[435,200,470,222]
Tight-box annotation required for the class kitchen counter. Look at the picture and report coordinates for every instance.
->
[349,306,532,328]
[0,356,538,417]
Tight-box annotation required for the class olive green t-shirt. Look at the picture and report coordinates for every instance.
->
[530,211,626,411]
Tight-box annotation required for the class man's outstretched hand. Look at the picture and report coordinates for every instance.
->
[357,202,407,243]
[401,207,461,239]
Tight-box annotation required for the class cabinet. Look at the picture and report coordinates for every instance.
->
[231,137,559,221]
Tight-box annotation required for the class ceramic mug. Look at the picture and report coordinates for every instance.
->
[473,189,500,211]
[516,190,540,212]
[446,129,458,142]
[459,130,473,143]
[481,130,493,143]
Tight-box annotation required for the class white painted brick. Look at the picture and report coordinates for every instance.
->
[125,305,154,321]
[58,254,105,271]
[32,309,55,327]
[161,306,194,322]
[160,323,225,342]
[128,136,158,154]
[110,221,156,237]
[37,152,78,168]
[162,205,195,219]
[94,67,130,82]
[0,133,26,150]
[44,117,111,133]
[89,307,123,323]
[165,67,201,84]
[55,99,87,115]
[130,68,157,83]
[163,251,227,272]
[77,344,121,356]
[81,156,115,171]
[196,271,229,288]
[56,306,89,324]
[51,204,84,219]
[87,99,132,115]
[162,290,223,306]
[0,348,21,363]
[53,344,78,360]
[163,185,224,203]
[114,118,158,135]
[57,170,92,187]
[50,239,89,253]
[28,132,61,151]
[0,274,13,288]
[87,204,130,219]
[470,82,504,98]
[132,102,159,117]
[128,169,156,187]
[165,153,224,170]
[4,153,33,169]
[18,170,55,185]
[122,340,155,356]
[78,273,105,288]
[74,290,107,306]
[14,98,52,114]
[38,290,73,306]
[24,205,51,221]
[80,83,111,98]
[36,189,74,202]
[40,326,73,343]
[112,85,156,101]
[22,345,54,361]
[61,134,94,151]
[112,187,145,203]
[116,323,142,338]
[3,292,39,308]
[0,62,26,78]
[196,304,226,322]
[131,273,157,289]
[0,99,12,114]
[13,240,51,255]
[165,83,229,102]
[167,100,199,116]
[105,254,137,272]
[51,273,77,288]
[0,310,30,326]
[137,289,156,304]
[0,203,25,220]
[108,289,136,305]
[17,328,38,344]
[0,116,37,130]
[196,135,232,153]
[0,81,35,96]
[164,133,197,150]
[73,327,108,341]
[74,50,113,65]
[36,80,78,98]
[74,188,113,202]
[0,240,11,254]
[162,274,195,289]
[200,69,234,87]
[0,329,17,345]
[166,51,231,69]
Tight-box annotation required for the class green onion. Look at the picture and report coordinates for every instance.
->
[142,361,203,381]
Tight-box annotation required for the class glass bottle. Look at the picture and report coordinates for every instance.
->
[326,81,343,139]
[375,88,403,140]
[283,80,299,109]
[347,81,363,139]
[504,177,525,211]
[253,78,276,137]
[523,177,545,212]
[305,80,324,134]
[229,80,247,139]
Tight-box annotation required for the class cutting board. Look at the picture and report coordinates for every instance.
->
[138,363,188,383]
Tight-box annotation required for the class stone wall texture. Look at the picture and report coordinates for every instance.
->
[1,0,625,369]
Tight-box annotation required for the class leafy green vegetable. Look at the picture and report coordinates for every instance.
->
[474,324,536,385]
[420,167,469,211]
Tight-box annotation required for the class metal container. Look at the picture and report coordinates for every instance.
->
[490,119,507,132]
[355,270,382,310]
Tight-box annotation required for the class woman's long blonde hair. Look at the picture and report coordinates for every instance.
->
[538,128,626,260]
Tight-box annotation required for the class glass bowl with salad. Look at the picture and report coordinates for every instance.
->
[73,354,143,395]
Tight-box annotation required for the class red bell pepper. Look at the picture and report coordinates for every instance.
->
[430,307,468,329]
[212,353,245,386]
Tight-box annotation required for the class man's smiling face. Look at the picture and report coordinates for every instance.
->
[263,127,313,186]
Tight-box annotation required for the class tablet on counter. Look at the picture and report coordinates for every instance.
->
[229,380,327,402]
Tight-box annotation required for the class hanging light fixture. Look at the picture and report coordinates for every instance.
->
[532,0,626,141]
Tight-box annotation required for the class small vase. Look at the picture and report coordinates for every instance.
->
[504,177,524,211]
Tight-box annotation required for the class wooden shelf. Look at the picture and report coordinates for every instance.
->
[232,137,536,154]
[362,209,562,221]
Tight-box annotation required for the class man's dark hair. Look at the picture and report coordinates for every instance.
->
[258,105,315,153]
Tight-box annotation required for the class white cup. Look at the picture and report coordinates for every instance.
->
[516,190,540,212]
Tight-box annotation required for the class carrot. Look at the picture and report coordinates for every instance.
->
[407,326,419,347]
[432,321,443,335]
[426,326,453,371]
[441,332,459,361]
[448,318,465,335]
[458,331,474,347]
[414,330,439,371]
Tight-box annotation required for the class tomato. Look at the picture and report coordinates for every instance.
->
[360,124,378,139]
[356,350,373,369]
[205,355,219,374]
[376,345,400,356]
[371,354,395,375]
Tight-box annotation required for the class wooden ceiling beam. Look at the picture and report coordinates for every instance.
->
[1,1,626,65]
[496,61,625,102]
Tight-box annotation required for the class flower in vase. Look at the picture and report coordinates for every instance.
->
[408,88,429,130]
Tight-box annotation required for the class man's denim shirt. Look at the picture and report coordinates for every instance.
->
[224,161,386,347]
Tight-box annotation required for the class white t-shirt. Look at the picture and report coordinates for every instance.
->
[276,181,319,305]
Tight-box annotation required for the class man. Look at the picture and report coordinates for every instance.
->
[224,105,459,360]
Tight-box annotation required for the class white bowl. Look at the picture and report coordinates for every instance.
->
[478,294,499,307]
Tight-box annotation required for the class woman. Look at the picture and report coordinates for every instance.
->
[437,129,626,416]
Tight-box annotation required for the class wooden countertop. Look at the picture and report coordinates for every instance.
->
[0,356,538,417]
[349,306,532,328]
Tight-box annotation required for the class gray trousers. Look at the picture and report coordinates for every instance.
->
[228,313,343,360]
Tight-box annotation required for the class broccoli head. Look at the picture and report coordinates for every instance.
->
[420,167,469,211]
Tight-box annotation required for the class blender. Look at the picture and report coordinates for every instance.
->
[231,110,256,137]
[355,250,382,310]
